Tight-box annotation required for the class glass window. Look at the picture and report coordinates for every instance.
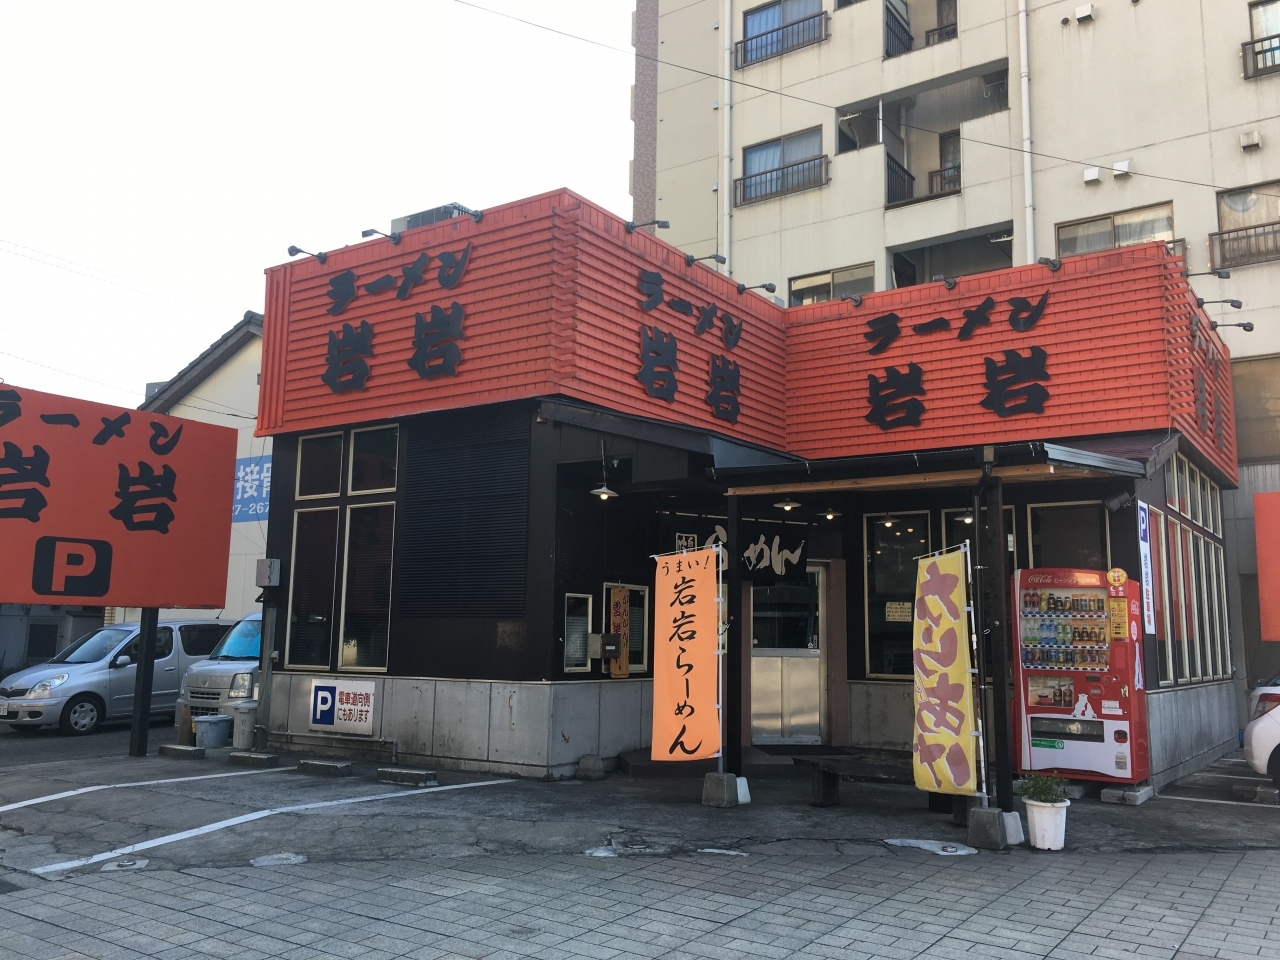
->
[1029,503,1108,570]
[125,627,174,662]
[1177,456,1191,516]
[1215,543,1232,676]
[789,263,875,305]
[1252,1,1280,39]
[603,583,650,673]
[1184,526,1202,680]
[350,426,398,494]
[297,434,343,499]
[746,129,821,175]
[942,507,1016,571]
[1216,179,1280,232]
[1211,483,1222,534]
[287,508,340,668]
[50,627,133,664]
[1165,459,1177,511]
[753,572,821,650]
[1149,508,1173,685]
[1167,518,1189,682]
[180,624,229,657]
[1189,465,1202,525]
[563,595,592,672]
[865,512,929,676]
[339,504,395,671]
[1056,203,1174,258]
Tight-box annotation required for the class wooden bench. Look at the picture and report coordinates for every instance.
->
[791,756,914,806]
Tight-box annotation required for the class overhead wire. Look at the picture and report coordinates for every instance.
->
[446,0,1280,203]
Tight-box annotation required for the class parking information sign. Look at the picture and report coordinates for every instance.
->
[232,455,271,523]
[309,679,375,736]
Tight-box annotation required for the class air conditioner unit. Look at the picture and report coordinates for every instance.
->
[390,203,479,234]
[1083,166,1102,184]
[1075,4,1096,22]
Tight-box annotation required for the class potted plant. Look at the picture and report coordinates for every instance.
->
[1018,773,1069,850]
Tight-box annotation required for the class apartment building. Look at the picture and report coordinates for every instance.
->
[634,0,1280,726]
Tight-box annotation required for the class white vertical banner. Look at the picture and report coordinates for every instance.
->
[1137,502,1156,633]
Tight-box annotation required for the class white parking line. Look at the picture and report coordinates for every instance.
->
[0,768,295,814]
[30,779,511,875]
[1158,794,1279,809]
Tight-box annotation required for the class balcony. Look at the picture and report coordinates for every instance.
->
[926,22,958,46]
[734,12,829,69]
[885,154,915,205]
[1242,33,1280,79]
[1210,221,1280,270]
[733,155,830,206]
[928,166,961,195]
[885,4,913,58]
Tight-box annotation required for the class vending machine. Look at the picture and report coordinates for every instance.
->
[1011,567,1149,784]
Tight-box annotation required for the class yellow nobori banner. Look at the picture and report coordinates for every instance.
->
[911,549,978,796]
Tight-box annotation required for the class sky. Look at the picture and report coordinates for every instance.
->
[0,1,636,407]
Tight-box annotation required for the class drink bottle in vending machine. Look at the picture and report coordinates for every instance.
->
[1011,567,1149,784]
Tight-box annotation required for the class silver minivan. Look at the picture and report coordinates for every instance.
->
[177,612,263,728]
[0,619,233,735]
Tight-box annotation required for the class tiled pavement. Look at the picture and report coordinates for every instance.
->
[0,848,1275,960]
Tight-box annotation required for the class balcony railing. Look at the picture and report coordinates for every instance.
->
[734,12,829,68]
[928,165,961,195]
[885,5,913,58]
[886,154,915,205]
[1242,33,1280,79]
[1210,221,1280,270]
[733,155,830,206]
[926,22,958,45]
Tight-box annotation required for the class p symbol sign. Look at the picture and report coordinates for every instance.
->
[31,537,113,596]
[311,684,336,726]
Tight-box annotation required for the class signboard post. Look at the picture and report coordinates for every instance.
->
[0,384,236,756]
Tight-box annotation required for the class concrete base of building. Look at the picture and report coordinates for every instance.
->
[268,673,654,779]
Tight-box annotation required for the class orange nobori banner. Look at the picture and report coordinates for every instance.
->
[912,547,978,796]
[0,384,236,608]
[651,547,721,762]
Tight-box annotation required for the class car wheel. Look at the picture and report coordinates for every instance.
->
[59,695,103,736]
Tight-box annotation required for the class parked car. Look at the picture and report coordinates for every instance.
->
[1248,672,1280,721]
[176,612,263,732]
[1244,686,1280,787]
[0,619,233,735]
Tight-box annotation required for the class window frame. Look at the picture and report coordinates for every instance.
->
[1251,0,1280,39]
[863,509,932,680]
[285,505,342,670]
[563,593,595,674]
[295,431,345,501]
[336,500,396,673]
[1148,506,1175,687]
[1055,201,1176,259]
[347,425,400,497]
[788,261,876,305]
[743,126,824,176]
[602,581,651,674]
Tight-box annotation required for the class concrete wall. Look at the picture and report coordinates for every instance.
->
[0,605,104,676]
[267,673,654,779]
[1146,680,1238,791]
[848,680,913,749]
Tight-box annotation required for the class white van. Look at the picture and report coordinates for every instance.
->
[176,612,263,727]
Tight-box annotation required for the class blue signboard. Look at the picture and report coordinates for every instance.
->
[232,455,271,523]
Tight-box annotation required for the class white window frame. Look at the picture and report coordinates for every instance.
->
[295,432,345,501]
[603,582,651,674]
[1055,201,1175,258]
[285,505,341,669]
[337,501,396,673]
[563,593,594,674]
[347,425,400,497]
[863,509,931,680]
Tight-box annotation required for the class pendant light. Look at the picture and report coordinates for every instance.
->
[590,440,618,501]
[774,498,800,512]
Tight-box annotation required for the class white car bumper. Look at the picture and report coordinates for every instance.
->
[1243,712,1280,776]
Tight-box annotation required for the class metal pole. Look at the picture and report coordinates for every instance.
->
[984,477,1016,811]
[970,481,989,806]
[725,494,743,775]
[254,601,277,752]
[128,607,159,757]
[1018,0,1036,263]
[717,543,725,775]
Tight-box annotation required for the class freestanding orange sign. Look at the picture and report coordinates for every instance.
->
[0,384,236,608]
[651,547,721,761]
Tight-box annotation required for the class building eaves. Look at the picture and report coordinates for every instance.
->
[141,312,263,415]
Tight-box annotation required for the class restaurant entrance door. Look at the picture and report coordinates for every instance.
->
[751,565,826,743]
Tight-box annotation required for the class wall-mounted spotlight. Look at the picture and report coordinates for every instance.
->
[626,219,670,233]
[737,282,776,295]
[1197,298,1243,309]
[685,252,727,266]
[840,294,863,307]
[1211,321,1255,332]
[1037,257,1063,271]
[361,228,401,245]
[287,245,327,265]
[1189,269,1230,279]
[942,277,957,289]
[774,498,800,512]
